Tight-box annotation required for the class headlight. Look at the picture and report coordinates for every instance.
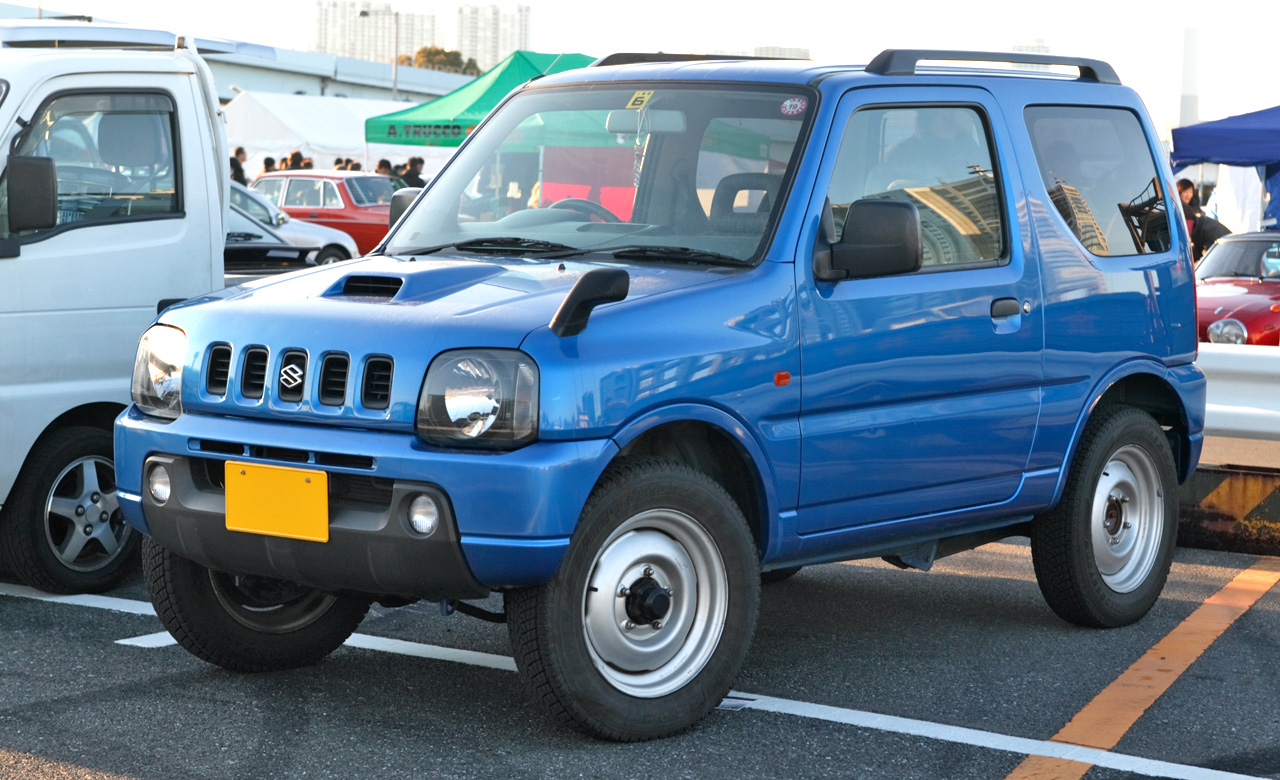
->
[416,349,538,449]
[131,325,187,419]
[1207,318,1248,344]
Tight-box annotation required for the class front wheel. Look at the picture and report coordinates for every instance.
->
[314,246,350,265]
[143,539,369,671]
[506,459,760,741]
[1031,406,1178,628]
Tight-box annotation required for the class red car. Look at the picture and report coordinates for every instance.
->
[1196,232,1280,345]
[251,171,404,255]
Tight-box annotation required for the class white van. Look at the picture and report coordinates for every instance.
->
[0,22,244,592]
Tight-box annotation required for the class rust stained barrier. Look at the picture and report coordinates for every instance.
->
[1178,463,1280,555]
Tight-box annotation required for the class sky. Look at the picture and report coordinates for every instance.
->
[17,0,1280,140]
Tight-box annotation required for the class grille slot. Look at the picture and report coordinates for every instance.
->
[330,474,395,508]
[362,357,394,410]
[249,445,310,463]
[315,452,374,470]
[319,354,349,406]
[342,276,403,298]
[206,344,232,396]
[242,348,269,399]
[197,440,247,456]
[277,350,308,403]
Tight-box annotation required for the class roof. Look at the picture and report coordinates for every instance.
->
[0,19,273,58]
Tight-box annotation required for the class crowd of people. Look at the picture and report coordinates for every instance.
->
[231,146,428,186]
[1177,178,1232,264]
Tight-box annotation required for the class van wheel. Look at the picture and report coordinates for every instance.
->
[0,426,138,593]
[315,246,349,265]
[1031,406,1177,628]
[505,459,759,741]
[142,539,369,671]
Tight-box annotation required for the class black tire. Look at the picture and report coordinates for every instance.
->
[0,426,139,593]
[1031,406,1178,628]
[142,538,370,671]
[761,566,802,584]
[505,458,760,741]
[315,246,350,265]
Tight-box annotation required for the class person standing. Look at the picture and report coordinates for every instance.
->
[229,156,246,185]
[376,159,392,175]
[1177,179,1231,263]
[261,157,276,176]
[402,156,426,187]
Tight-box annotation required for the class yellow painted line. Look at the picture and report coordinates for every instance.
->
[1006,557,1280,780]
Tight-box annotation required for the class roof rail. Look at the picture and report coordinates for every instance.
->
[0,21,275,59]
[865,49,1120,85]
[593,52,803,68]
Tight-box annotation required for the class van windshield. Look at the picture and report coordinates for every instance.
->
[384,84,814,264]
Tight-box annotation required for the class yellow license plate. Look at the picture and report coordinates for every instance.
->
[224,461,329,542]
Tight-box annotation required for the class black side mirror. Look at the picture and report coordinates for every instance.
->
[816,199,923,281]
[389,187,422,228]
[8,156,57,233]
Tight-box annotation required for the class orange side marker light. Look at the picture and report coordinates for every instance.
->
[774,371,791,387]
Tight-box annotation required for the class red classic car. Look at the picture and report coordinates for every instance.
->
[251,171,404,255]
[1196,233,1280,345]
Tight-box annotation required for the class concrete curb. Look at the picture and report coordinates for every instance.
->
[1178,464,1280,556]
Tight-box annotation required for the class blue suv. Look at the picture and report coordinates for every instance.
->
[115,50,1205,741]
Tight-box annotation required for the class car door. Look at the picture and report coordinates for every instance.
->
[793,86,1044,535]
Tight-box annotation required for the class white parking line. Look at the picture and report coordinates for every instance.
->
[5,583,1266,780]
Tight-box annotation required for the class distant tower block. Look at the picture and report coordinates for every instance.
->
[1180,27,1200,128]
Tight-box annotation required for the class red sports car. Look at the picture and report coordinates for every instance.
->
[1195,232,1280,345]
[251,171,404,256]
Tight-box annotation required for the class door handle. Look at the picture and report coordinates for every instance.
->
[991,297,1021,318]
[308,213,320,218]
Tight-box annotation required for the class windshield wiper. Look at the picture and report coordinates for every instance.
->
[394,237,581,256]
[538,244,750,267]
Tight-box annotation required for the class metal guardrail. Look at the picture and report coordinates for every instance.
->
[1198,343,1280,440]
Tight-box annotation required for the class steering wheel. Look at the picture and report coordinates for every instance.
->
[549,198,622,223]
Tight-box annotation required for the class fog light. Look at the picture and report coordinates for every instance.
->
[408,494,439,536]
[148,465,171,504]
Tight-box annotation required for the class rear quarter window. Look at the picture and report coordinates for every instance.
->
[1025,106,1170,256]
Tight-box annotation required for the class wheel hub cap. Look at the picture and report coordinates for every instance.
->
[625,577,672,624]
[1091,445,1163,594]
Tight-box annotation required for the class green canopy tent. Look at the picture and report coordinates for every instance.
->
[364,50,596,147]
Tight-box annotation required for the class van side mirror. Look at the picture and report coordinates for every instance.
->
[815,199,923,281]
[8,156,58,233]
[390,187,421,228]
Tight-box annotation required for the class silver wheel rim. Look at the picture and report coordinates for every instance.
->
[42,455,131,573]
[209,572,337,634]
[582,509,728,699]
[1091,444,1164,594]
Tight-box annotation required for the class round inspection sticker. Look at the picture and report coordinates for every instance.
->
[780,97,808,116]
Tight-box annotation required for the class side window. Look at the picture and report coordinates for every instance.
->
[231,188,273,225]
[284,178,323,208]
[1025,106,1170,256]
[322,181,344,209]
[252,178,284,205]
[0,92,179,238]
[827,105,1004,269]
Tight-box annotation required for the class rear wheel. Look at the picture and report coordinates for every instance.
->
[506,459,759,741]
[143,538,369,671]
[0,426,138,593]
[1031,406,1178,628]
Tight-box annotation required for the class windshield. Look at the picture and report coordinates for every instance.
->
[347,175,402,206]
[1196,239,1280,281]
[384,83,814,263]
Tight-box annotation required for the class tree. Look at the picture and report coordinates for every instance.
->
[399,46,484,76]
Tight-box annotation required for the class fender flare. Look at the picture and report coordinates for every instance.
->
[609,402,784,559]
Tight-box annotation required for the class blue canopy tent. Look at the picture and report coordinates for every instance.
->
[1171,105,1280,230]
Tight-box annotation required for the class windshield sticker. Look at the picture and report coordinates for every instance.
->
[780,97,808,116]
[626,91,655,110]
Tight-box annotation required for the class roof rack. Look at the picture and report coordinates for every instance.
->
[593,52,802,68]
[0,21,275,59]
[865,49,1120,85]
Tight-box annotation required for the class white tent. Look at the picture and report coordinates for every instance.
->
[224,91,455,180]
[1206,164,1264,233]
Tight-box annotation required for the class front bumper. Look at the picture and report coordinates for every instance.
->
[115,408,617,596]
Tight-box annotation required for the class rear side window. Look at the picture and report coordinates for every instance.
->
[346,176,398,206]
[826,105,1005,269]
[1025,106,1170,256]
[0,91,180,238]
[323,181,343,209]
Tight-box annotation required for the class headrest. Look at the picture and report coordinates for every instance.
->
[710,172,783,219]
[97,113,166,168]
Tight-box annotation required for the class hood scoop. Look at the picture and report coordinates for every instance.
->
[340,275,404,298]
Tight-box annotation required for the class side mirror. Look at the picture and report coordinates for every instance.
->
[390,187,422,228]
[8,156,58,233]
[276,211,290,226]
[818,199,923,281]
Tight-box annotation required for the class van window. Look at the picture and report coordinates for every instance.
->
[1025,106,1171,256]
[0,92,180,238]
[827,105,1005,269]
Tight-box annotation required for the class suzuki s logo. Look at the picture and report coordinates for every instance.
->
[280,364,304,389]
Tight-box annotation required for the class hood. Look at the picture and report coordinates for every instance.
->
[1196,278,1280,318]
[163,254,730,429]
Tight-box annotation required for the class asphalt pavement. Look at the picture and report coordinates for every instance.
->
[3,540,1278,780]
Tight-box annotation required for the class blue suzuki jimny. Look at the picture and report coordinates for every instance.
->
[116,50,1205,740]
